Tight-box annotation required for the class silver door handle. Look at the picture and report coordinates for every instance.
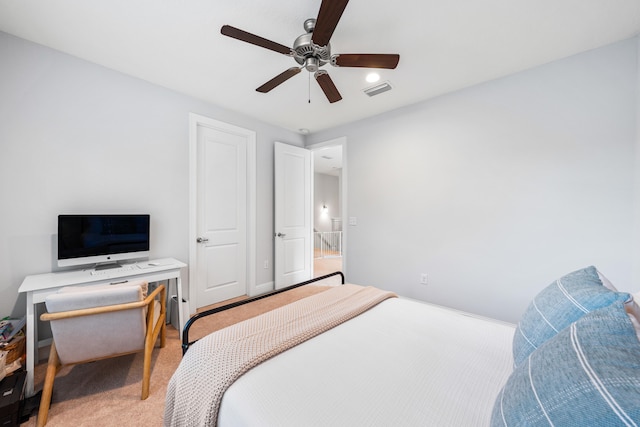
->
[196,237,209,243]
[276,233,286,238]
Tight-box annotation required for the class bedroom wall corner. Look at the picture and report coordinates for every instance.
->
[632,34,640,293]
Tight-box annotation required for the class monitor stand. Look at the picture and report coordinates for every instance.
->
[94,262,122,271]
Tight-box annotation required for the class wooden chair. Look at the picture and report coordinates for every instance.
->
[36,281,166,427]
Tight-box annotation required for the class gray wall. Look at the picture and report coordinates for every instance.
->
[308,37,640,323]
[0,31,304,319]
[2,30,639,326]
[314,173,340,232]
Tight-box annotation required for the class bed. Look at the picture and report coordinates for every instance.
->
[165,267,640,426]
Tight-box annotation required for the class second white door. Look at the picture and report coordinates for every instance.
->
[274,142,312,289]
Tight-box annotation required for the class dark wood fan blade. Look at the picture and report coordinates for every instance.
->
[311,0,349,47]
[333,54,400,69]
[256,68,301,93]
[221,25,291,55]
[315,71,342,103]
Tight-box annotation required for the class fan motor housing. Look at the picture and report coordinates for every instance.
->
[293,19,331,71]
[293,33,331,67]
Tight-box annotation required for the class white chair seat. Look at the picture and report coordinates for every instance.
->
[36,281,166,426]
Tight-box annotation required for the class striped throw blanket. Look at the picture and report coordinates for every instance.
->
[164,284,396,426]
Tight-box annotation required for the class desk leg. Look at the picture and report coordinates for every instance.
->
[25,292,35,397]
[176,276,184,340]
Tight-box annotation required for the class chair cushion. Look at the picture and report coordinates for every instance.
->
[46,285,147,364]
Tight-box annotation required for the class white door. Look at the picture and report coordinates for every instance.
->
[192,117,255,308]
[274,142,312,289]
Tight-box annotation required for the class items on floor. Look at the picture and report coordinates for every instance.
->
[0,317,26,379]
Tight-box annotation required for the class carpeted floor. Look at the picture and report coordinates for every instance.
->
[21,284,331,426]
[314,256,342,279]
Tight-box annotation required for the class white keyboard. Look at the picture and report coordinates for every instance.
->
[89,264,139,276]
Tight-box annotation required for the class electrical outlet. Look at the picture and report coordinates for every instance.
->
[420,273,428,285]
[264,260,269,269]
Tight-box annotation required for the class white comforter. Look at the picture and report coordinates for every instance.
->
[217,297,515,426]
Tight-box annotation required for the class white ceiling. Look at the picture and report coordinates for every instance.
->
[1,0,639,134]
[313,145,343,176]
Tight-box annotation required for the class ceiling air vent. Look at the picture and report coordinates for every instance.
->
[363,81,392,97]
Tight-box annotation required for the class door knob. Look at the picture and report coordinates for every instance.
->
[276,232,286,238]
[196,237,209,243]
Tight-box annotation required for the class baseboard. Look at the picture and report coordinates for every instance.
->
[37,337,52,349]
[250,281,274,297]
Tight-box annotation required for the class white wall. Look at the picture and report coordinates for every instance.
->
[314,173,340,232]
[634,37,640,284]
[2,31,638,326]
[0,32,304,319]
[308,37,640,323]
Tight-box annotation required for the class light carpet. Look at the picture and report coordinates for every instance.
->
[21,284,331,426]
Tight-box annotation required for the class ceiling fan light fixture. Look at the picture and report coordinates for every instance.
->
[305,57,320,72]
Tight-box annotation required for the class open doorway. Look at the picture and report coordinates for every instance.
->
[309,138,346,278]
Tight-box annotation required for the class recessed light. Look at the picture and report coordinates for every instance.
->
[366,72,380,83]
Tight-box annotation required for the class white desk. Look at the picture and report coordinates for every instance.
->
[18,257,187,397]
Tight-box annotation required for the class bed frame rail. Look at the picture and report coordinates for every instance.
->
[182,271,345,355]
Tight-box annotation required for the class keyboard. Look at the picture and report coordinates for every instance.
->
[89,264,139,276]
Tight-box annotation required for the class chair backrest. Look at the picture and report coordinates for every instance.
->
[45,283,147,365]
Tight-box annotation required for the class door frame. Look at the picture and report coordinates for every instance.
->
[188,113,257,315]
[308,136,348,276]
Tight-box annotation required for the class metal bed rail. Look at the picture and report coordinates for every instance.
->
[182,271,345,355]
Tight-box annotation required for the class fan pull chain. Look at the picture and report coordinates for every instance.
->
[308,71,311,104]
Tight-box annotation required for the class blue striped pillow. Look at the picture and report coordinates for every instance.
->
[493,300,640,426]
[513,266,629,367]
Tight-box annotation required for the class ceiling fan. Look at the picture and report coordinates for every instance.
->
[221,0,400,103]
